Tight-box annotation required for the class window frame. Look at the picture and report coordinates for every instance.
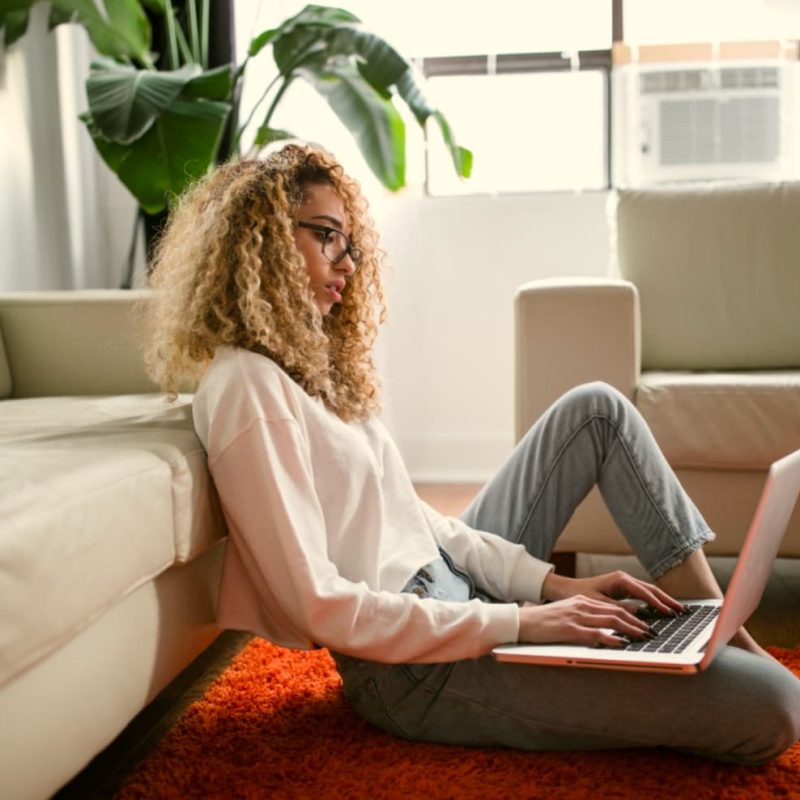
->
[420,49,615,195]
[415,0,622,196]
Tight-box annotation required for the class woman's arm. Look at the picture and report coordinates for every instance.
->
[418,500,554,604]
[419,501,686,647]
[209,417,523,663]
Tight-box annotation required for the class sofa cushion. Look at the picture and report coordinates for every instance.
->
[0,395,225,687]
[636,370,800,470]
[0,290,158,398]
[616,182,800,371]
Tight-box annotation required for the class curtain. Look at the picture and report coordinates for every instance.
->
[0,4,129,291]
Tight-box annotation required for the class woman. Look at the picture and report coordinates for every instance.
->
[141,143,800,764]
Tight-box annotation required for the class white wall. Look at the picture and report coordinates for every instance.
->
[374,190,613,482]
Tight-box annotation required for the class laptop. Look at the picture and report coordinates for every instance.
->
[492,447,800,674]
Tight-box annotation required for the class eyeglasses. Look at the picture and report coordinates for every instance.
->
[296,221,362,268]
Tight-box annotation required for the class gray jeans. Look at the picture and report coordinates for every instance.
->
[333,382,800,763]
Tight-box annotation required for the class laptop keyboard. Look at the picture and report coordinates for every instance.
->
[617,604,720,654]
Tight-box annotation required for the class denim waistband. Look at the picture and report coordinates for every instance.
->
[401,548,496,604]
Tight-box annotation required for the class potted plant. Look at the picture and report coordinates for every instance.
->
[2,1,471,279]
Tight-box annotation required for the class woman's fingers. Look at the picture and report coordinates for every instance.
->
[597,571,687,615]
[520,595,654,645]
[572,595,651,632]
[581,603,653,639]
[518,584,689,647]
[543,571,688,619]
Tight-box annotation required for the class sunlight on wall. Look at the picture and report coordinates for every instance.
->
[625,0,800,45]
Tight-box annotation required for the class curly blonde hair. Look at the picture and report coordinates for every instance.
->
[138,143,387,421]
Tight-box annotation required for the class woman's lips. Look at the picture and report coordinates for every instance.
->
[326,283,344,302]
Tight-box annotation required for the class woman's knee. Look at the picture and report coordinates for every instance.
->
[722,658,800,764]
[749,675,800,763]
[555,381,632,422]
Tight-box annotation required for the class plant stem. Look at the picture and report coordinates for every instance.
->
[200,0,209,69]
[163,0,180,69]
[233,70,283,150]
[238,75,297,154]
[234,36,324,151]
[187,0,200,64]
[175,22,193,64]
[262,76,294,130]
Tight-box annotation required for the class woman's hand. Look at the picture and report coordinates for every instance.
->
[542,570,686,615]
[518,594,653,647]
[515,570,687,648]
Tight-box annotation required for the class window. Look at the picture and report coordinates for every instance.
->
[347,0,613,195]
[426,69,608,195]
[234,2,800,195]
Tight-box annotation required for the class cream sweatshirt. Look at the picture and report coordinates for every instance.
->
[192,347,553,663]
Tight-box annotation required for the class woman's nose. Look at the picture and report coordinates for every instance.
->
[337,253,356,276]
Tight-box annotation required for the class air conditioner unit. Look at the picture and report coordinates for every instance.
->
[613,60,800,186]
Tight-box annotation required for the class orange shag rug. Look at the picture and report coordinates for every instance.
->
[115,642,800,800]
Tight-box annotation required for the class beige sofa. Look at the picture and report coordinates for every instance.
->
[515,182,800,559]
[0,291,227,800]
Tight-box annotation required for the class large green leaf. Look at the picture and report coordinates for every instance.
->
[1,6,32,46]
[182,63,235,100]
[82,95,231,213]
[253,125,296,148]
[432,111,473,178]
[1,0,150,58]
[329,30,472,179]
[47,5,75,27]
[395,71,472,179]
[0,0,36,11]
[249,4,359,59]
[265,17,471,181]
[326,27,406,95]
[48,0,152,64]
[86,59,201,144]
[302,64,405,191]
[103,0,149,52]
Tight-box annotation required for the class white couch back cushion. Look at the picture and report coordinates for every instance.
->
[0,290,157,397]
[616,182,800,370]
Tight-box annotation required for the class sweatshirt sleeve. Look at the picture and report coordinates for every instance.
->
[419,500,554,604]
[208,416,522,663]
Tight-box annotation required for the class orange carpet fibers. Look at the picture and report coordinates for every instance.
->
[115,642,800,800]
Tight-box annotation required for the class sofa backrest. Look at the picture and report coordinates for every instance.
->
[615,182,800,370]
[0,290,158,398]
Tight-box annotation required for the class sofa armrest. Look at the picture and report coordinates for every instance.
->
[0,290,157,398]
[515,277,640,440]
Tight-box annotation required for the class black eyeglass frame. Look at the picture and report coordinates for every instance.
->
[296,221,362,268]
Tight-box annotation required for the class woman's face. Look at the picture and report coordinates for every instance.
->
[293,182,357,316]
